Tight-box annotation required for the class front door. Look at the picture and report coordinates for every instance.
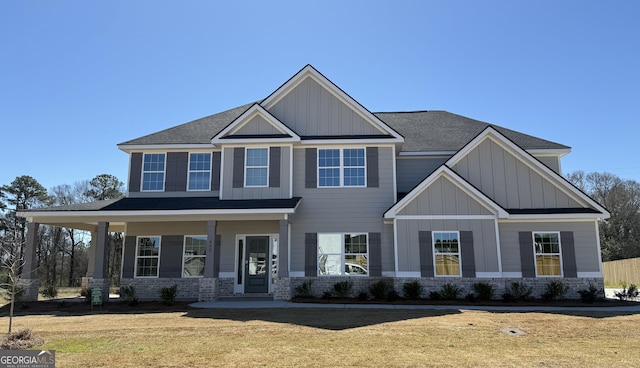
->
[245,236,270,293]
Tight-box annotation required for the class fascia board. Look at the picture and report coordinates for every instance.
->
[21,208,298,220]
[301,138,403,145]
[214,137,301,145]
[118,144,215,153]
[500,214,608,222]
[446,127,610,217]
[261,65,404,141]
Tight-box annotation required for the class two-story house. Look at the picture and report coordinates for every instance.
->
[18,65,609,302]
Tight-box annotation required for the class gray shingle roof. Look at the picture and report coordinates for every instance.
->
[374,110,569,152]
[118,103,569,152]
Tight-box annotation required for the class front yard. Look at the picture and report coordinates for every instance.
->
[1,301,639,367]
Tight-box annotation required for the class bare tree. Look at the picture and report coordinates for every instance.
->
[0,232,27,334]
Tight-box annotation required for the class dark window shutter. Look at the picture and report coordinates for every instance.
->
[166,152,187,192]
[211,151,221,191]
[519,232,536,277]
[418,231,434,277]
[269,147,281,188]
[460,231,476,277]
[368,232,382,276]
[233,148,245,188]
[122,236,137,278]
[305,148,317,188]
[560,232,577,277]
[366,147,379,188]
[128,153,142,193]
[159,235,183,278]
[305,233,318,276]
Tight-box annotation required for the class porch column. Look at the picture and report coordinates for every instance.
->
[18,222,40,301]
[85,222,110,301]
[199,220,219,301]
[278,219,289,277]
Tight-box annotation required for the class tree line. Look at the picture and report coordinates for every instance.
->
[0,174,124,288]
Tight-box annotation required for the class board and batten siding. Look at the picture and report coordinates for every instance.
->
[396,156,449,194]
[451,138,583,209]
[397,175,494,216]
[267,77,383,137]
[395,219,499,274]
[498,221,601,274]
[232,115,284,135]
[289,146,396,275]
[220,146,291,200]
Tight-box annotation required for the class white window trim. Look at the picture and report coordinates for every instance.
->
[532,231,564,277]
[182,235,207,278]
[432,231,462,277]
[141,153,166,192]
[317,233,369,276]
[317,148,367,188]
[135,235,161,278]
[187,152,212,191]
[244,147,269,188]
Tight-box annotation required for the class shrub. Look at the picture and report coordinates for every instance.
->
[119,285,139,306]
[333,281,353,299]
[84,287,92,304]
[472,282,495,301]
[429,291,441,300]
[322,290,333,299]
[542,280,569,301]
[160,284,178,305]
[369,280,390,300]
[40,284,58,299]
[505,281,532,301]
[0,328,44,350]
[440,283,462,300]
[577,283,602,304]
[614,283,639,301]
[294,280,314,298]
[403,280,424,300]
[386,290,400,302]
[501,292,515,303]
[465,292,478,303]
[357,291,369,301]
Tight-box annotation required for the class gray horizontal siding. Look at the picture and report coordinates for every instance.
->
[395,219,498,274]
[396,156,448,194]
[290,146,396,274]
[499,221,600,274]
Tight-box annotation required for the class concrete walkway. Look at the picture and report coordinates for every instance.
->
[189,299,640,312]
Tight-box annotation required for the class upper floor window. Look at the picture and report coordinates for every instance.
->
[188,153,212,191]
[318,148,365,187]
[136,236,161,277]
[534,232,562,276]
[245,148,269,187]
[142,153,165,191]
[433,231,461,277]
[318,233,368,276]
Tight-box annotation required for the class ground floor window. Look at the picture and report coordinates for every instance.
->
[136,236,161,277]
[318,233,368,276]
[534,232,562,276]
[433,231,461,276]
[183,235,207,277]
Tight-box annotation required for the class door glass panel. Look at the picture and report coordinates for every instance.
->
[248,239,267,276]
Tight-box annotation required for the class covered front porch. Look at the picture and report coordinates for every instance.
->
[17,197,301,302]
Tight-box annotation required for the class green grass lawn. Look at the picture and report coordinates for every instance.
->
[3,303,640,367]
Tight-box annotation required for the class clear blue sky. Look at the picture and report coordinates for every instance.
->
[1,1,639,191]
